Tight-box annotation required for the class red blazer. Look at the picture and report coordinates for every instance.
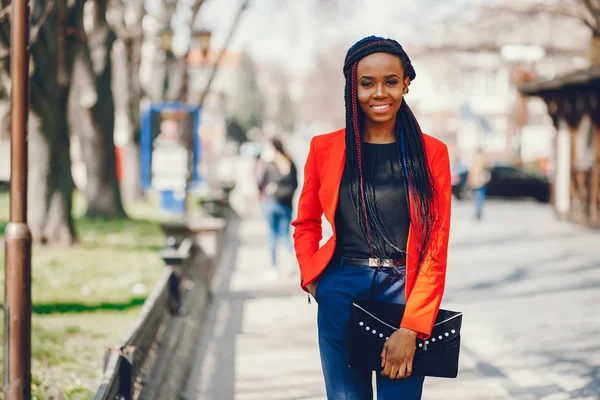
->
[291,128,452,338]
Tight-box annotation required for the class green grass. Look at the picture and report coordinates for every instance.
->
[0,191,176,398]
[1,309,141,398]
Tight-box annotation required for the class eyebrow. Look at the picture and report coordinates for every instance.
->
[359,74,401,80]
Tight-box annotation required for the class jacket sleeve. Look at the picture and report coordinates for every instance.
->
[400,143,452,338]
[291,137,323,290]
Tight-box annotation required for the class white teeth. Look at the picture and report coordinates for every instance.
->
[372,105,389,110]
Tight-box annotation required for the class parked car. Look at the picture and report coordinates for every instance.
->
[451,164,469,200]
[452,164,550,203]
[486,165,550,203]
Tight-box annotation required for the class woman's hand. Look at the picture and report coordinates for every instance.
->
[306,281,318,297]
[380,327,418,379]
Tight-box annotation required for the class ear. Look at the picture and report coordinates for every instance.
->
[403,77,411,95]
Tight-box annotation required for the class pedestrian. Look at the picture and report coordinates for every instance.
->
[292,36,452,399]
[258,138,298,279]
[467,148,489,220]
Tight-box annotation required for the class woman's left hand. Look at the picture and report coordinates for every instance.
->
[380,327,418,379]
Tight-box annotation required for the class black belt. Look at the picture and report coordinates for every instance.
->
[335,256,406,268]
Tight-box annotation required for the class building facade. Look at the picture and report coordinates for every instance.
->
[520,67,600,228]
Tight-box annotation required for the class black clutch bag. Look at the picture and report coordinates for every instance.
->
[349,300,462,378]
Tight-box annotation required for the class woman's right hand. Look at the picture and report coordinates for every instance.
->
[307,281,318,298]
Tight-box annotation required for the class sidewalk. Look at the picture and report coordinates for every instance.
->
[184,206,324,399]
[183,202,529,400]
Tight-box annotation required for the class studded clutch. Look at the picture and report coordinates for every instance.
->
[349,300,462,378]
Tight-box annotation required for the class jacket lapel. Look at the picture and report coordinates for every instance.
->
[322,132,346,226]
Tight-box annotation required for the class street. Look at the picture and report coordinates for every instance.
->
[184,196,600,400]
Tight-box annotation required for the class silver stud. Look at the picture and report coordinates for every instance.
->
[366,327,370,331]
[379,333,384,338]
[418,343,423,347]
[372,330,377,334]
[386,337,389,340]
[438,335,443,340]
[431,338,436,342]
[425,340,429,345]
[359,322,364,326]
[451,329,456,334]
[445,332,449,337]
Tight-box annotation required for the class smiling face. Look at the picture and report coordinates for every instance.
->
[356,52,410,126]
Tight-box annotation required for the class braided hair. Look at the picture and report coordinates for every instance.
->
[343,35,439,271]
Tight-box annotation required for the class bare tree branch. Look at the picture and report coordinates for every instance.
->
[481,2,600,36]
[0,4,10,19]
[108,0,143,40]
[198,0,250,105]
[30,0,55,47]
[581,0,600,33]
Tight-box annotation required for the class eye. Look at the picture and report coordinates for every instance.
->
[386,79,399,86]
[360,81,373,88]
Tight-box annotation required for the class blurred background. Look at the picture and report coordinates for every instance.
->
[0,0,599,399]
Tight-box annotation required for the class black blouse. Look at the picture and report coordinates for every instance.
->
[334,142,410,259]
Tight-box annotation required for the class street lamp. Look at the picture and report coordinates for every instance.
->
[192,28,212,59]
[159,26,174,52]
[5,1,32,399]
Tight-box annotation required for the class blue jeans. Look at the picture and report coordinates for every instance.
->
[473,186,487,219]
[314,259,425,399]
[262,198,293,267]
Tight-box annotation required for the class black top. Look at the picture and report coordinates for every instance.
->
[334,142,410,259]
[260,160,298,207]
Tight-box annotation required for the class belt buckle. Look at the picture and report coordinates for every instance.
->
[368,258,380,267]
[368,258,393,267]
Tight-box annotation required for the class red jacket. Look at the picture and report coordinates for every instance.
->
[291,128,452,338]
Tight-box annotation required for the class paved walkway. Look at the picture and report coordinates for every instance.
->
[184,199,600,400]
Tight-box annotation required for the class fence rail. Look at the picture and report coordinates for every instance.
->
[93,203,237,400]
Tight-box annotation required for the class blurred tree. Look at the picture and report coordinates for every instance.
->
[162,0,206,103]
[301,44,346,129]
[279,83,296,133]
[231,53,265,131]
[0,0,89,244]
[69,0,126,218]
[108,0,147,204]
[485,1,600,63]
[531,0,600,37]
[532,0,600,64]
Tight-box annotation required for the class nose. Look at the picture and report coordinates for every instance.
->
[373,82,387,99]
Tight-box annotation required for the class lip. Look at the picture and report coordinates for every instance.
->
[370,104,392,114]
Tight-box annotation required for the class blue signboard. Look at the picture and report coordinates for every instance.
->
[140,102,202,213]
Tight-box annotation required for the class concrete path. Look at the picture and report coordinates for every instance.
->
[184,199,600,400]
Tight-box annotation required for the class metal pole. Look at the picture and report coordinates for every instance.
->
[4,1,32,399]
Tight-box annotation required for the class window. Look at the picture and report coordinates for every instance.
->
[493,166,528,180]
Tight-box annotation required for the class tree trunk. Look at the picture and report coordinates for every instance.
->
[18,0,90,245]
[72,17,126,217]
[66,1,126,217]
[118,35,144,203]
[164,56,187,102]
[28,87,76,245]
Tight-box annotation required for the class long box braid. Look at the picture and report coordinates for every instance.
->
[342,36,440,272]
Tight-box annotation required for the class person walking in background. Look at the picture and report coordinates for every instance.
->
[467,148,489,220]
[258,138,298,279]
[292,36,452,399]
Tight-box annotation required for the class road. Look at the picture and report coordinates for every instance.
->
[184,156,600,399]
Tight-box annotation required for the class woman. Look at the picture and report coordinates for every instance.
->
[292,36,452,399]
[467,147,489,220]
[259,138,298,275]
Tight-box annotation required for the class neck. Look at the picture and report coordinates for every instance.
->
[362,116,397,144]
